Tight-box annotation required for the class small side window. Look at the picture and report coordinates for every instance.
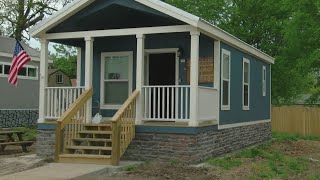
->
[4,65,10,75]
[221,49,231,110]
[56,74,64,84]
[262,66,266,96]
[28,67,37,77]
[243,58,250,110]
[0,64,2,74]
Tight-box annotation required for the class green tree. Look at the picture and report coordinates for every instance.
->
[0,0,71,41]
[167,0,320,105]
[50,44,77,79]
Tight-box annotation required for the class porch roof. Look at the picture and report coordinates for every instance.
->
[30,0,274,64]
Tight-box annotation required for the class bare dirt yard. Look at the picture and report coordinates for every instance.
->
[96,133,320,180]
[0,128,46,176]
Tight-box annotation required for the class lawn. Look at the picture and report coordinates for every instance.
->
[101,132,320,180]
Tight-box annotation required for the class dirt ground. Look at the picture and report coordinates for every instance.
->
[0,143,36,158]
[0,145,46,176]
[96,140,320,180]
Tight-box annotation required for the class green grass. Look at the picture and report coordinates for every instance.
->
[123,164,139,172]
[272,132,320,142]
[207,132,316,178]
[207,156,242,170]
[12,127,37,141]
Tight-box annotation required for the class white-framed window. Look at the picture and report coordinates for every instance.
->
[100,51,133,109]
[221,49,231,110]
[243,58,250,110]
[0,62,38,80]
[262,66,266,96]
[56,74,64,84]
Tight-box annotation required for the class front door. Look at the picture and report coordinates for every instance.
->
[148,53,176,119]
[148,53,176,86]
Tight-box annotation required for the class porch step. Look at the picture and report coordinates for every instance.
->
[83,123,111,127]
[59,154,112,165]
[79,130,112,135]
[73,138,112,142]
[66,146,112,151]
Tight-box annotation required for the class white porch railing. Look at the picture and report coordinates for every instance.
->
[45,87,85,119]
[142,85,190,121]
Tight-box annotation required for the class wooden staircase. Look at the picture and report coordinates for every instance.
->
[55,88,139,166]
[58,123,113,164]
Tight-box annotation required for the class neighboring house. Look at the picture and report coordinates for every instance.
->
[48,69,71,87]
[31,0,274,165]
[0,36,41,128]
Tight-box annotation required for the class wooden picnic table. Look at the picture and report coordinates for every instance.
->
[0,130,34,152]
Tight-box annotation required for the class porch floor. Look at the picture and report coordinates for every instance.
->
[142,120,218,127]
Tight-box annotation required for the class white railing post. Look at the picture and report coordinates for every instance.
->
[189,31,200,127]
[44,87,84,119]
[38,38,49,123]
[85,37,94,122]
[135,34,145,125]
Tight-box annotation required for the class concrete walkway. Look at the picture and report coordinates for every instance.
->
[0,162,141,180]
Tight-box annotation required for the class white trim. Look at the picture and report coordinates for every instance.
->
[220,49,231,111]
[262,66,266,97]
[0,52,41,62]
[218,119,271,129]
[44,25,194,40]
[100,51,133,110]
[0,61,38,80]
[135,0,200,27]
[144,48,179,86]
[0,109,38,111]
[30,0,95,37]
[30,0,274,64]
[242,58,250,111]
[198,21,274,64]
[198,86,218,91]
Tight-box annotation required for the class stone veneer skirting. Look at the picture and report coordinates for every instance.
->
[36,122,271,162]
[36,124,56,160]
[122,122,271,163]
[0,109,38,128]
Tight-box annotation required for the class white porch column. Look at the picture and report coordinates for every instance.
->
[76,47,82,86]
[214,40,221,124]
[135,34,145,125]
[38,38,49,123]
[85,37,94,122]
[189,31,200,127]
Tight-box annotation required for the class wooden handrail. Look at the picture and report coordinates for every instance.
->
[57,88,93,128]
[111,90,139,165]
[55,87,93,161]
[112,90,139,122]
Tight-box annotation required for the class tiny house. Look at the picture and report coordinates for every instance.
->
[31,0,274,165]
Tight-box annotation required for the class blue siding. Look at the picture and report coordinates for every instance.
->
[219,43,271,125]
[80,33,215,117]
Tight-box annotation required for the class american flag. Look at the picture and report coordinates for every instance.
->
[8,40,31,86]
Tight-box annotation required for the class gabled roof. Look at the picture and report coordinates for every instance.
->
[30,0,274,64]
[0,36,40,60]
[48,68,69,76]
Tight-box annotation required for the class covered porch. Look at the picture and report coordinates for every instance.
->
[39,30,220,127]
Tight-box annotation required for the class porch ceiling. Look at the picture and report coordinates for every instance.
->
[47,0,185,34]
